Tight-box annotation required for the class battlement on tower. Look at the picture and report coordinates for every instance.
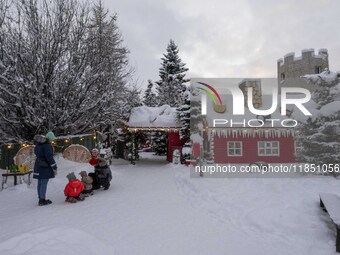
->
[277,48,328,67]
[277,48,329,89]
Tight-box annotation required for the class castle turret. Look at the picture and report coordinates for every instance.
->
[277,48,329,90]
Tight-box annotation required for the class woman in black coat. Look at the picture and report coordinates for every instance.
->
[33,131,58,206]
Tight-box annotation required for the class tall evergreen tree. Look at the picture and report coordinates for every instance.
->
[296,70,340,171]
[152,40,189,156]
[143,80,157,107]
[87,0,132,126]
[156,39,189,107]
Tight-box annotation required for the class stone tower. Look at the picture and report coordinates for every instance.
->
[239,79,262,109]
[277,48,329,90]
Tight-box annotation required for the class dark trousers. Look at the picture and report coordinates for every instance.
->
[88,173,100,189]
[88,173,110,189]
[99,178,110,188]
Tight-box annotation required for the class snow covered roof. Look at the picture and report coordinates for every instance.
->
[127,105,180,128]
[303,70,339,85]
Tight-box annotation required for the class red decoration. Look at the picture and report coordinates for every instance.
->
[89,157,98,166]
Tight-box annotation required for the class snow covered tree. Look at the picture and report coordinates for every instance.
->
[152,40,189,156]
[0,0,12,140]
[152,131,167,156]
[85,0,133,129]
[155,39,189,107]
[1,0,89,142]
[296,70,340,171]
[143,80,157,107]
[190,90,203,135]
[125,85,143,110]
[177,87,190,141]
[0,0,9,27]
[0,0,133,144]
[178,90,191,162]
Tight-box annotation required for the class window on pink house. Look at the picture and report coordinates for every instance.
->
[227,141,242,156]
[258,141,279,156]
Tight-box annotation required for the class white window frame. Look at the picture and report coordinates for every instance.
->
[227,141,243,157]
[258,141,279,156]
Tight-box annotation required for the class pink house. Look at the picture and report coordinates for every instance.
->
[191,78,311,164]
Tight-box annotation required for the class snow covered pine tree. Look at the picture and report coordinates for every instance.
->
[155,39,189,108]
[296,69,340,173]
[143,80,157,107]
[177,87,191,162]
[152,39,189,156]
[152,131,167,156]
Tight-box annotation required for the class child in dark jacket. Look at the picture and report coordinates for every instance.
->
[79,171,94,197]
[89,157,112,190]
[64,172,85,203]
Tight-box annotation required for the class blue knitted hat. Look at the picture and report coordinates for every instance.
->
[46,131,56,141]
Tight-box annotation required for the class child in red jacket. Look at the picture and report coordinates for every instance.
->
[64,172,85,203]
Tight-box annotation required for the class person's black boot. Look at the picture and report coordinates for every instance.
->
[45,199,52,204]
[38,199,49,206]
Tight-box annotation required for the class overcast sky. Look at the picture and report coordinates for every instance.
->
[103,0,340,88]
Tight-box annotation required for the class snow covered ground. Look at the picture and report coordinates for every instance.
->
[0,152,339,255]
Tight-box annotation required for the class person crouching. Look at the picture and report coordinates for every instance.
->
[89,157,112,190]
[79,171,94,197]
[64,172,85,203]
